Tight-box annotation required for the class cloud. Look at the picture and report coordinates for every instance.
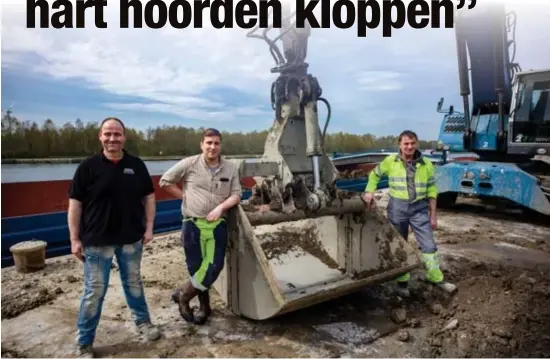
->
[103,101,271,123]
[3,0,281,124]
[2,0,550,140]
[357,71,403,92]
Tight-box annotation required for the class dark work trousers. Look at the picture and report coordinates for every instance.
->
[387,196,437,254]
[180,217,228,291]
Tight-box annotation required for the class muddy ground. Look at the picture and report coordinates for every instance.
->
[2,192,550,358]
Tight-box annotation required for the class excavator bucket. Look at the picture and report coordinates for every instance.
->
[212,8,424,319]
[213,198,423,320]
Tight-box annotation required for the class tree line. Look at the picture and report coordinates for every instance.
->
[1,115,436,159]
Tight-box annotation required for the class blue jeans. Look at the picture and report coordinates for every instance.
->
[76,240,151,346]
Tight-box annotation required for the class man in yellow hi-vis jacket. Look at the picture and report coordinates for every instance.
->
[362,130,457,297]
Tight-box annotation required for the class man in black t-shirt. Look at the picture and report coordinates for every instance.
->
[67,117,160,358]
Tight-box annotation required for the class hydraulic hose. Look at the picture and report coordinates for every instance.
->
[319,97,331,149]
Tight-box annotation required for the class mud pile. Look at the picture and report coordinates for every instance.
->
[1,259,80,320]
[393,256,550,358]
[258,226,340,269]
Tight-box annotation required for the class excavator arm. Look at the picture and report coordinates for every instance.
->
[241,3,338,214]
[210,6,424,320]
[455,2,518,153]
[438,1,549,160]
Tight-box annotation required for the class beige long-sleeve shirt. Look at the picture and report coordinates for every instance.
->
[159,154,242,218]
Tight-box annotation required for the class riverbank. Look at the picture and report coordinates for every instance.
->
[1,154,262,164]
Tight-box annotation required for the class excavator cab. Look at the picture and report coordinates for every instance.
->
[438,1,550,160]
[211,6,423,320]
[433,1,550,214]
[508,70,550,157]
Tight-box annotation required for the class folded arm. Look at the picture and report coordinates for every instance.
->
[159,158,189,199]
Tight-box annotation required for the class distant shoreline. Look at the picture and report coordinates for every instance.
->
[1,154,262,164]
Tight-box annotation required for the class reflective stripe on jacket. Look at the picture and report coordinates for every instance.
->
[365,153,437,201]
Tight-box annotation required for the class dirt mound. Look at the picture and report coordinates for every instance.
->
[396,257,550,358]
[2,285,59,319]
[1,256,81,319]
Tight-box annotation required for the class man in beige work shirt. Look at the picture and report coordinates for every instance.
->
[159,128,241,325]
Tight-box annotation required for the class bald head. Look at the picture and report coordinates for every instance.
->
[99,117,126,156]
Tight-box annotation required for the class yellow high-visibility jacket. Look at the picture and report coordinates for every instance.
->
[365,153,437,201]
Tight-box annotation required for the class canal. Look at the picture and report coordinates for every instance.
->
[1,158,260,183]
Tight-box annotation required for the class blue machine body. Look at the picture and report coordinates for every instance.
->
[438,113,510,152]
[437,113,468,152]
[435,2,550,215]
[435,161,550,214]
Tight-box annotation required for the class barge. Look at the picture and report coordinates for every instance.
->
[1,161,388,268]
[1,150,477,268]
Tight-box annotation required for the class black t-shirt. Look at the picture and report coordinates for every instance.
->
[68,150,155,247]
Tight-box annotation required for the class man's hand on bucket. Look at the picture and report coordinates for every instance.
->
[361,192,376,211]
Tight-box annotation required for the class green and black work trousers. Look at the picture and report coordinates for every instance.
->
[180,216,228,291]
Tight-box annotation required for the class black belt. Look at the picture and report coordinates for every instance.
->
[182,215,227,221]
[182,215,199,221]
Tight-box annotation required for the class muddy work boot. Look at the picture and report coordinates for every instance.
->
[171,281,198,323]
[420,252,457,294]
[137,320,161,341]
[194,290,212,325]
[394,272,411,298]
[76,344,94,358]
[432,280,457,294]
[396,282,411,298]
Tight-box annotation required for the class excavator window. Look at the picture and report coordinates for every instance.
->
[512,79,550,143]
[530,82,550,123]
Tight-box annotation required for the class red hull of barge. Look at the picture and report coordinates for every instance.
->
[2,175,258,219]
[1,160,377,219]
[2,152,478,219]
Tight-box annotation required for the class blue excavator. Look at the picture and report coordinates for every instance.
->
[434,2,550,215]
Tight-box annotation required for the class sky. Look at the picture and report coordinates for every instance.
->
[1,0,550,141]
